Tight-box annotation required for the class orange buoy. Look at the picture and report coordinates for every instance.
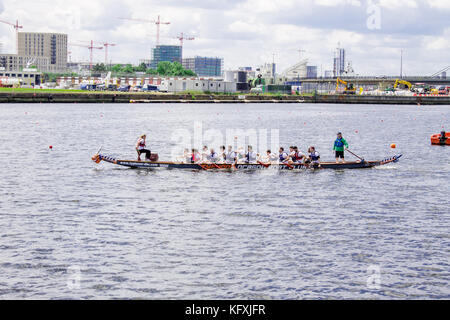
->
[431,132,450,146]
[390,144,396,149]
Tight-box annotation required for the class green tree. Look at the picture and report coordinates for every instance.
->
[146,68,158,75]
[157,61,172,75]
[156,61,197,77]
[112,64,123,73]
[93,63,107,72]
[123,64,134,73]
[134,62,148,72]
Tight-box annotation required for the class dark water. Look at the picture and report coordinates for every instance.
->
[0,103,448,300]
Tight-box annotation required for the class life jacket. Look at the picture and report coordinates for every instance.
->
[209,152,217,161]
[279,152,288,162]
[310,151,320,161]
[294,151,304,161]
[246,152,256,163]
[335,138,344,148]
[137,139,146,149]
[191,153,199,163]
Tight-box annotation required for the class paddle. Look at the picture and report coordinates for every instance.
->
[346,149,365,162]
[283,161,294,169]
[258,161,270,168]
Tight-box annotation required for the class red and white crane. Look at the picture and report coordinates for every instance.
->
[70,41,103,70]
[0,19,23,54]
[119,15,170,46]
[174,32,195,48]
[101,42,116,65]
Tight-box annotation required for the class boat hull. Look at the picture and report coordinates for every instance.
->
[93,154,402,171]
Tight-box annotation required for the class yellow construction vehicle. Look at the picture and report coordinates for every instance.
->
[394,79,412,91]
[336,78,356,94]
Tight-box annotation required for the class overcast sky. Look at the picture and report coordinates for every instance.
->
[0,0,449,76]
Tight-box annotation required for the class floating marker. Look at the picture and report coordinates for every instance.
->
[390,144,396,149]
[49,145,53,150]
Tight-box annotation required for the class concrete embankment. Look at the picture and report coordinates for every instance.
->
[1,92,449,105]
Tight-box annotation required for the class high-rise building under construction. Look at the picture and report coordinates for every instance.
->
[333,48,345,77]
[150,45,182,69]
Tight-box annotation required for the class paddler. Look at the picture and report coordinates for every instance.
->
[202,146,209,162]
[334,132,349,163]
[191,149,201,164]
[260,150,277,163]
[288,146,296,163]
[279,147,289,163]
[308,146,321,165]
[245,145,257,164]
[136,134,151,162]
[292,146,305,164]
[219,146,227,163]
[226,146,237,164]
[207,148,219,163]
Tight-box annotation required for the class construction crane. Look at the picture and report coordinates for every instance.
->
[70,41,103,70]
[101,42,116,65]
[0,19,23,54]
[118,15,170,46]
[174,32,195,47]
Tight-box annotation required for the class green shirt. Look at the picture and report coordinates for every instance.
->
[333,138,349,152]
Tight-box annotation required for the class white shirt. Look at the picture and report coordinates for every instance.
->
[226,151,236,163]
[246,151,257,163]
[207,152,219,162]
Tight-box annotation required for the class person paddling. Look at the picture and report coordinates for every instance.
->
[207,148,219,163]
[191,149,201,164]
[333,132,349,163]
[226,146,237,164]
[307,146,321,167]
[136,134,151,162]
[279,147,289,163]
[245,145,257,164]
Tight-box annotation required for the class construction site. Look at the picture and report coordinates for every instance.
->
[0,15,449,99]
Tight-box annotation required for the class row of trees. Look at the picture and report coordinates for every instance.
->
[92,61,196,77]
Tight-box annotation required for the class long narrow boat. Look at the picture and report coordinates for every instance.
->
[92,153,402,171]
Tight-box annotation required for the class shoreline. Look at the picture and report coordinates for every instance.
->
[0,91,449,105]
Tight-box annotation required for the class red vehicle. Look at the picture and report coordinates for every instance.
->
[438,86,450,95]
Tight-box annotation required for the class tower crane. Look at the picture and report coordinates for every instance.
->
[101,42,116,65]
[118,15,170,46]
[70,41,103,70]
[0,19,23,54]
[174,32,195,47]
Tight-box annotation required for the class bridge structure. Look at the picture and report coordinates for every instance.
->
[299,76,450,86]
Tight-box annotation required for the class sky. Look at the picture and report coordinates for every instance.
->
[0,0,449,76]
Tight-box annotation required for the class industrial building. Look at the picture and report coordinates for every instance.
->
[17,32,68,72]
[256,63,276,78]
[182,56,223,77]
[0,69,42,86]
[150,45,182,69]
[164,78,236,93]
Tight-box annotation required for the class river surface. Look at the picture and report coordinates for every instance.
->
[0,103,449,300]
